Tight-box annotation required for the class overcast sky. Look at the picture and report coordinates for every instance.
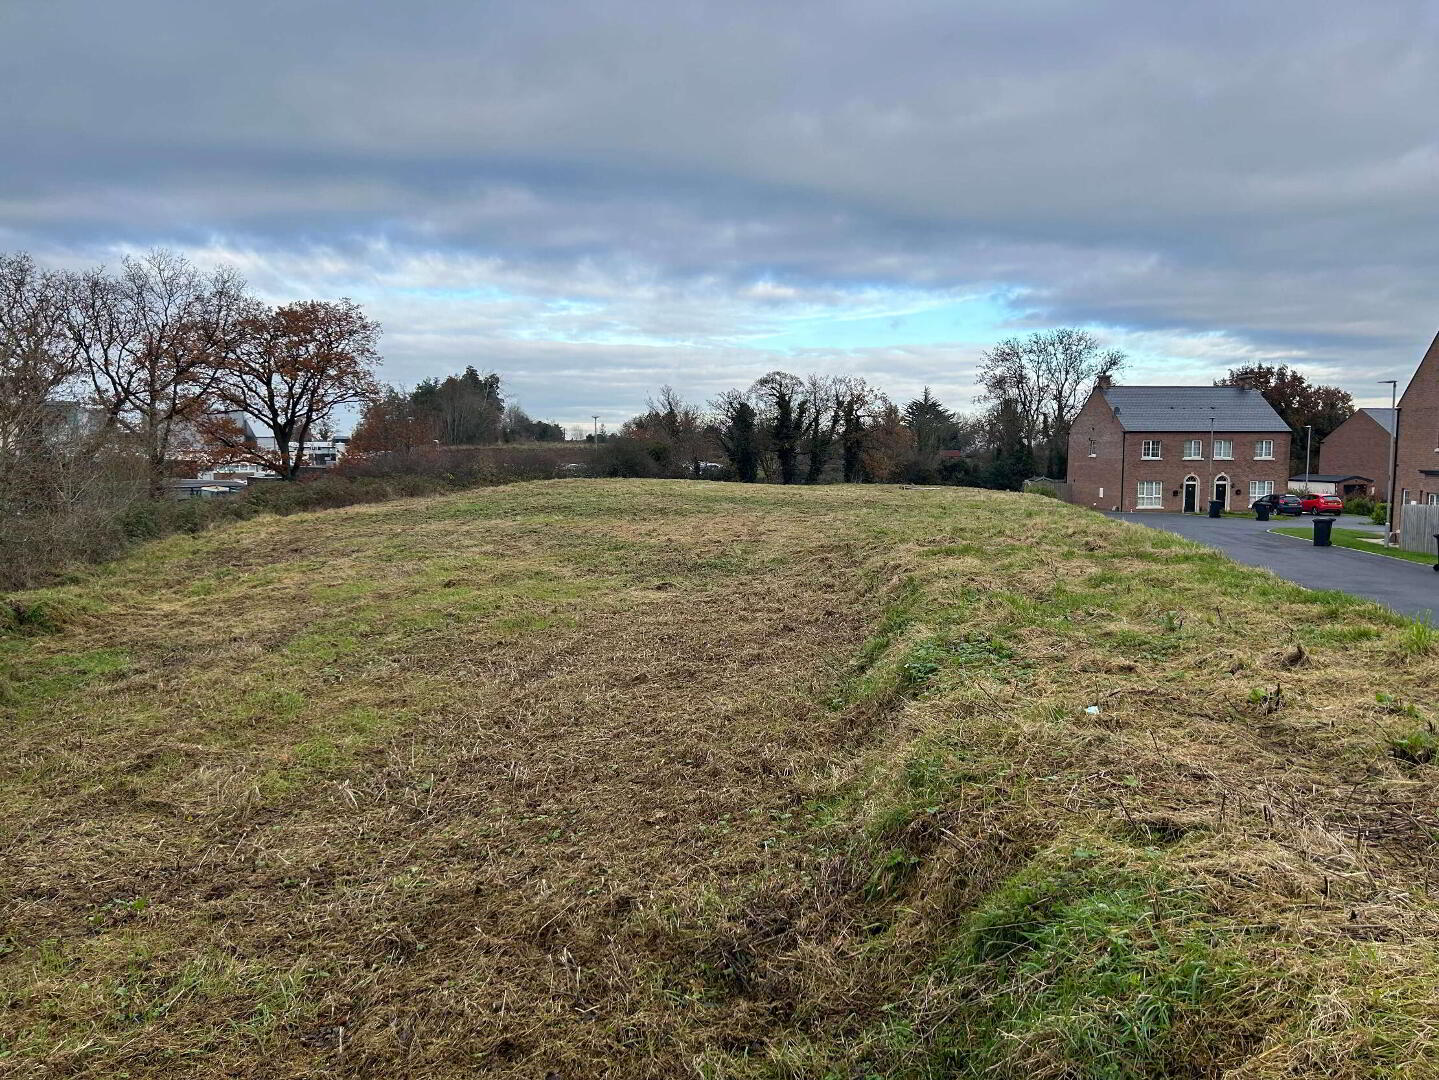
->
[3,0,1436,432]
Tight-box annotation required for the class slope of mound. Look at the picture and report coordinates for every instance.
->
[2,480,1437,1078]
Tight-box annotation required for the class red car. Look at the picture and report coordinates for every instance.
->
[1298,492,1344,516]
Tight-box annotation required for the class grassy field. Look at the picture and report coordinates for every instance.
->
[3,480,1439,1078]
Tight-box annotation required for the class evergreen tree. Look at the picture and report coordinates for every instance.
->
[984,398,1035,490]
[901,386,956,458]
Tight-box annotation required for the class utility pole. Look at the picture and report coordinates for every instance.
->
[593,415,600,445]
[1381,379,1398,544]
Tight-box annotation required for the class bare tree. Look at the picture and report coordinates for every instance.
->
[750,371,811,484]
[204,299,382,479]
[976,328,1124,476]
[0,254,82,454]
[800,374,844,483]
[67,250,249,494]
[651,385,710,475]
[1,253,145,588]
[835,377,883,483]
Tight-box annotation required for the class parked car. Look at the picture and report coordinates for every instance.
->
[1251,492,1304,516]
[1297,492,1344,516]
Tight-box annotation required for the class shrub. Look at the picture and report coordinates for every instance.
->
[1343,494,1376,517]
[1372,502,1388,526]
[589,438,665,478]
[3,444,592,593]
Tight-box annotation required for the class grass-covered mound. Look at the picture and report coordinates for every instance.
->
[2,481,1437,1078]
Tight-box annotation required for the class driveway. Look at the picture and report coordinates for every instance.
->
[1104,511,1439,621]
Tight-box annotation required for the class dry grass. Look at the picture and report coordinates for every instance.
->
[3,481,1439,1078]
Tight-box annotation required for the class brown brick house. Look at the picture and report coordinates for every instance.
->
[1316,408,1395,498]
[1066,378,1292,512]
[1390,331,1439,524]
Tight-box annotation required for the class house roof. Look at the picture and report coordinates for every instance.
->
[1360,407,1397,436]
[1289,473,1373,483]
[1100,386,1290,432]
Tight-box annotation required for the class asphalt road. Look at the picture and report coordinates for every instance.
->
[1104,511,1439,622]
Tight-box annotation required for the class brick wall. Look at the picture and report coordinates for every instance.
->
[1115,431,1291,512]
[1317,412,1391,497]
[1393,332,1439,525]
[1065,391,1125,508]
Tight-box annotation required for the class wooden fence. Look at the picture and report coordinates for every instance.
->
[1022,477,1070,501]
[1397,503,1439,555]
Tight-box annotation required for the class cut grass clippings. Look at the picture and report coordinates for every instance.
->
[4,481,1439,1078]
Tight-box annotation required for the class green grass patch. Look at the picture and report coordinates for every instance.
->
[1271,526,1438,565]
[924,845,1277,1078]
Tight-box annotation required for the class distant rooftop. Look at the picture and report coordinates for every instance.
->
[1360,407,1397,436]
[1290,473,1374,483]
[1100,385,1290,433]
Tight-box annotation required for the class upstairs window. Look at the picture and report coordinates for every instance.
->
[1213,439,1233,459]
[1255,439,1275,460]
[1182,439,1203,459]
[1141,440,1162,460]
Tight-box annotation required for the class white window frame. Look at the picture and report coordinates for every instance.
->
[1141,440,1162,460]
[1255,439,1275,460]
[1213,438,1233,460]
[1249,480,1274,500]
[1136,481,1163,508]
[1182,439,1203,459]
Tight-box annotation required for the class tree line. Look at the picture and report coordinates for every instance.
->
[596,329,1130,487]
[595,334,1356,488]
[349,368,565,452]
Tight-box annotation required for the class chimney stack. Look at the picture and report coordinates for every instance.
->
[1096,373,1113,390]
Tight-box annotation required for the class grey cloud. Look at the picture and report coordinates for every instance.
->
[3,0,1438,420]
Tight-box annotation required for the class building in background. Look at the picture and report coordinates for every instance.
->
[1066,378,1292,513]
[1316,408,1396,498]
[1390,332,1439,522]
[1287,473,1374,497]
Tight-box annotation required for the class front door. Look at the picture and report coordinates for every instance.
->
[1213,480,1228,509]
[1183,479,1197,513]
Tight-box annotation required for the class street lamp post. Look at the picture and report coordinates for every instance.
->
[1304,425,1312,492]
[1208,414,1215,513]
[593,415,600,445]
[1380,380,1398,544]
